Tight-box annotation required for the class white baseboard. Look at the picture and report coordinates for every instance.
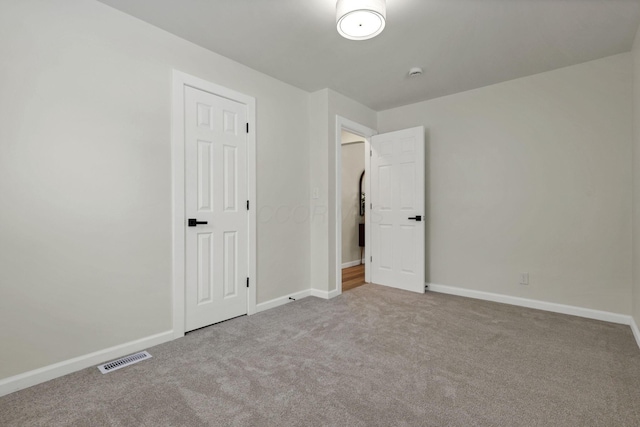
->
[1,286,323,398]
[310,288,341,299]
[341,260,364,269]
[0,330,174,397]
[255,289,312,313]
[7,287,635,400]
[631,317,640,350]
[255,286,342,310]
[428,283,631,325]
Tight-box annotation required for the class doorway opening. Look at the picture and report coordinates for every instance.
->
[336,118,426,296]
[341,130,366,292]
[335,116,377,295]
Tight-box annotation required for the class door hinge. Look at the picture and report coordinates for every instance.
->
[370,149,372,156]
[370,203,372,209]
[370,256,372,262]
[246,123,249,133]
[247,200,250,210]
[246,277,249,288]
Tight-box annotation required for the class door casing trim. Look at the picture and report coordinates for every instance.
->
[171,70,257,339]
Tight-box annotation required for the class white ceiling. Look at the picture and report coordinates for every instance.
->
[97,0,640,111]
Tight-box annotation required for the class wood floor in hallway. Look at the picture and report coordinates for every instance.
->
[342,264,366,292]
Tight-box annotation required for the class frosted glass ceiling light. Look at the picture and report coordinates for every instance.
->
[336,0,386,41]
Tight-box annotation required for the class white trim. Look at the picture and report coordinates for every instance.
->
[335,116,377,297]
[342,259,365,269]
[255,290,312,313]
[428,283,631,325]
[631,317,640,350]
[0,331,173,397]
[246,92,257,316]
[311,288,341,299]
[171,70,257,337]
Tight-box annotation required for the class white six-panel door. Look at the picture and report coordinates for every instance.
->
[370,126,425,293]
[185,86,248,331]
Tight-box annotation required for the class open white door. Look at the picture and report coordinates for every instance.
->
[370,126,425,293]
[184,86,248,331]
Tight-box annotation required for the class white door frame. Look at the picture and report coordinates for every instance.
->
[335,116,377,294]
[171,70,257,339]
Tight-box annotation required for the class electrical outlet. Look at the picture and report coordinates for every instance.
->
[519,273,529,285]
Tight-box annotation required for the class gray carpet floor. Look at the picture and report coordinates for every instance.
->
[1,284,640,426]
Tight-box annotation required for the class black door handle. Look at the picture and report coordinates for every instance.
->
[408,215,422,222]
[188,218,208,227]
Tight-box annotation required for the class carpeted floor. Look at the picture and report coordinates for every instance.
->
[2,284,640,426]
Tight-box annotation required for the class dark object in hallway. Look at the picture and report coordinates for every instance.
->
[359,170,365,216]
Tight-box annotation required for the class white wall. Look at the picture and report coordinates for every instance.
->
[341,141,365,264]
[0,0,310,380]
[309,90,330,292]
[633,29,640,327]
[378,54,633,314]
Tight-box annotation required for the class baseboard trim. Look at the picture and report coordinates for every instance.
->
[310,288,341,299]
[631,317,640,350]
[341,260,364,269]
[255,289,312,313]
[7,288,634,399]
[0,330,174,397]
[428,283,631,325]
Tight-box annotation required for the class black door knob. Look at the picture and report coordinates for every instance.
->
[408,215,422,222]
[188,218,208,227]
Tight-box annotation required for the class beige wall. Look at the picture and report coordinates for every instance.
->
[0,0,310,380]
[341,141,365,264]
[633,29,640,325]
[378,54,633,314]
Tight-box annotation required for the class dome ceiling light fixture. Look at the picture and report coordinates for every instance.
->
[336,0,386,41]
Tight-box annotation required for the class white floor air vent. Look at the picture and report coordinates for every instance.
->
[97,351,152,374]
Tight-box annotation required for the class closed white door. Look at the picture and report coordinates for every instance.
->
[370,126,425,293]
[184,86,248,332]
